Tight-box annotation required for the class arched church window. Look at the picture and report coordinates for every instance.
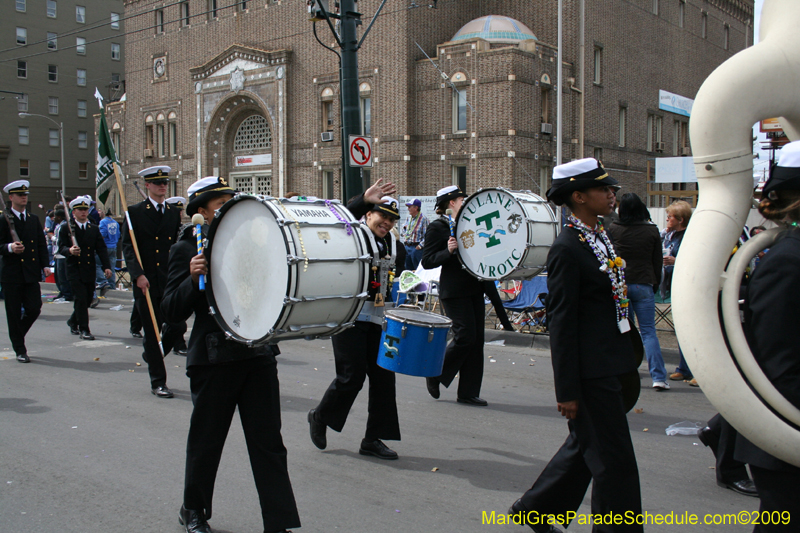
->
[234,114,272,152]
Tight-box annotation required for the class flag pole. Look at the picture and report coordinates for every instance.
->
[95,88,164,357]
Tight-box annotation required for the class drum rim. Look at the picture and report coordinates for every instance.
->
[205,194,291,345]
[385,308,452,327]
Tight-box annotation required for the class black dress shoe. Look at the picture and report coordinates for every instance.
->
[457,396,488,406]
[718,478,758,497]
[426,377,440,399]
[178,505,211,533]
[80,331,95,340]
[67,320,80,335]
[308,409,327,450]
[16,353,30,363]
[359,439,398,460]
[130,329,143,338]
[508,499,564,533]
[152,385,174,398]
[174,348,188,356]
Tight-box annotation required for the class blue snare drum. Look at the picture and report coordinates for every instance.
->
[377,308,452,377]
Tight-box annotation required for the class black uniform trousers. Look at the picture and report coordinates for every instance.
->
[135,291,173,388]
[438,294,486,398]
[749,466,800,533]
[130,304,142,332]
[184,355,300,532]
[68,278,95,332]
[316,321,400,441]
[4,281,42,355]
[705,414,749,484]
[518,376,643,532]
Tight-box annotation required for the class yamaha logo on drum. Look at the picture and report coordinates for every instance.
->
[455,188,557,281]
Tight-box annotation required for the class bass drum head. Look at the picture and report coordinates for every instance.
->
[455,188,529,280]
[206,195,288,344]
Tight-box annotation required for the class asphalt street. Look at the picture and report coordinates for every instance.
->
[0,288,759,533]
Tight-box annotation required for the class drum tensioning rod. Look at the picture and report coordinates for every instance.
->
[286,254,371,264]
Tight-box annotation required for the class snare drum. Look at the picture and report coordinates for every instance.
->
[455,188,557,280]
[377,308,452,377]
[205,194,370,345]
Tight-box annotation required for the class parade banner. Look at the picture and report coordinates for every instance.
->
[95,109,118,205]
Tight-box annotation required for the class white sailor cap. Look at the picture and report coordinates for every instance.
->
[186,176,235,216]
[138,166,172,181]
[166,196,187,209]
[435,185,467,208]
[70,196,92,209]
[546,158,618,206]
[4,180,30,195]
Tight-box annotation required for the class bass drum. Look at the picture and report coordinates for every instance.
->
[205,194,370,345]
[455,188,557,280]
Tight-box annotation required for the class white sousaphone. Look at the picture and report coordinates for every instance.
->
[674,0,800,466]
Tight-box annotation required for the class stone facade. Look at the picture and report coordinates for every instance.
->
[109,0,753,214]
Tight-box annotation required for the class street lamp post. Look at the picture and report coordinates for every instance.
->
[19,112,66,197]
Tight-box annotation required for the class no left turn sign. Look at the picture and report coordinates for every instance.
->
[348,135,373,167]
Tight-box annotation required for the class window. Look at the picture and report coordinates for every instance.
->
[47,32,57,50]
[452,165,467,191]
[647,114,654,152]
[156,10,164,33]
[701,12,708,39]
[724,25,730,50]
[234,115,272,151]
[180,2,190,26]
[18,61,27,78]
[76,37,86,55]
[20,160,29,178]
[48,96,59,114]
[593,147,603,162]
[16,0,26,13]
[77,100,87,117]
[77,69,86,86]
[17,94,28,112]
[321,101,333,132]
[673,120,680,155]
[209,0,218,19]
[78,162,88,180]
[541,86,551,124]
[48,65,58,82]
[157,124,165,157]
[240,0,248,11]
[593,47,602,84]
[50,161,60,179]
[16,28,27,46]
[49,129,59,147]
[680,122,689,153]
[47,0,57,18]
[452,89,467,133]
[76,6,85,23]
[360,97,371,136]
[112,131,121,159]
[78,131,88,149]
[169,122,177,156]
[18,127,29,145]
[618,106,626,147]
[655,115,663,147]
[652,0,658,15]
[111,43,120,60]
[679,0,685,28]
[323,170,335,198]
[145,120,155,151]
[111,12,120,30]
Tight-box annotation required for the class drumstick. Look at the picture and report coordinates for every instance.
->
[192,213,206,291]
[445,209,455,237]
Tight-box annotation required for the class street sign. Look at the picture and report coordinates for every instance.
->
[348,135,373,167]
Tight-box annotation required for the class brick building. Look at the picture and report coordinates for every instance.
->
[107,0,753,214]
[1,0,125,210]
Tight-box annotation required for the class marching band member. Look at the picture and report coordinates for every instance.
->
[59,196,112,341]
[421,185,489,406]
[121,166,182,398]
[737,140,800,528]
[163,177,300,533]
[509,159,642,533]
[0,180,50,362]
[308,179,407,460]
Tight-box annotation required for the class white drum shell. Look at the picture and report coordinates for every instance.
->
[455,188,556,280]
[206,195,369,344]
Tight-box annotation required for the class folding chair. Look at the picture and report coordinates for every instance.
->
[654,292,674,331]
[115,258,131,289]
[503,276,549,333]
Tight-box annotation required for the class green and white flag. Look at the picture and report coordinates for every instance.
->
[95,89,117,205]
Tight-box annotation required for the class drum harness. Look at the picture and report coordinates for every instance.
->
[357,228,397,326]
